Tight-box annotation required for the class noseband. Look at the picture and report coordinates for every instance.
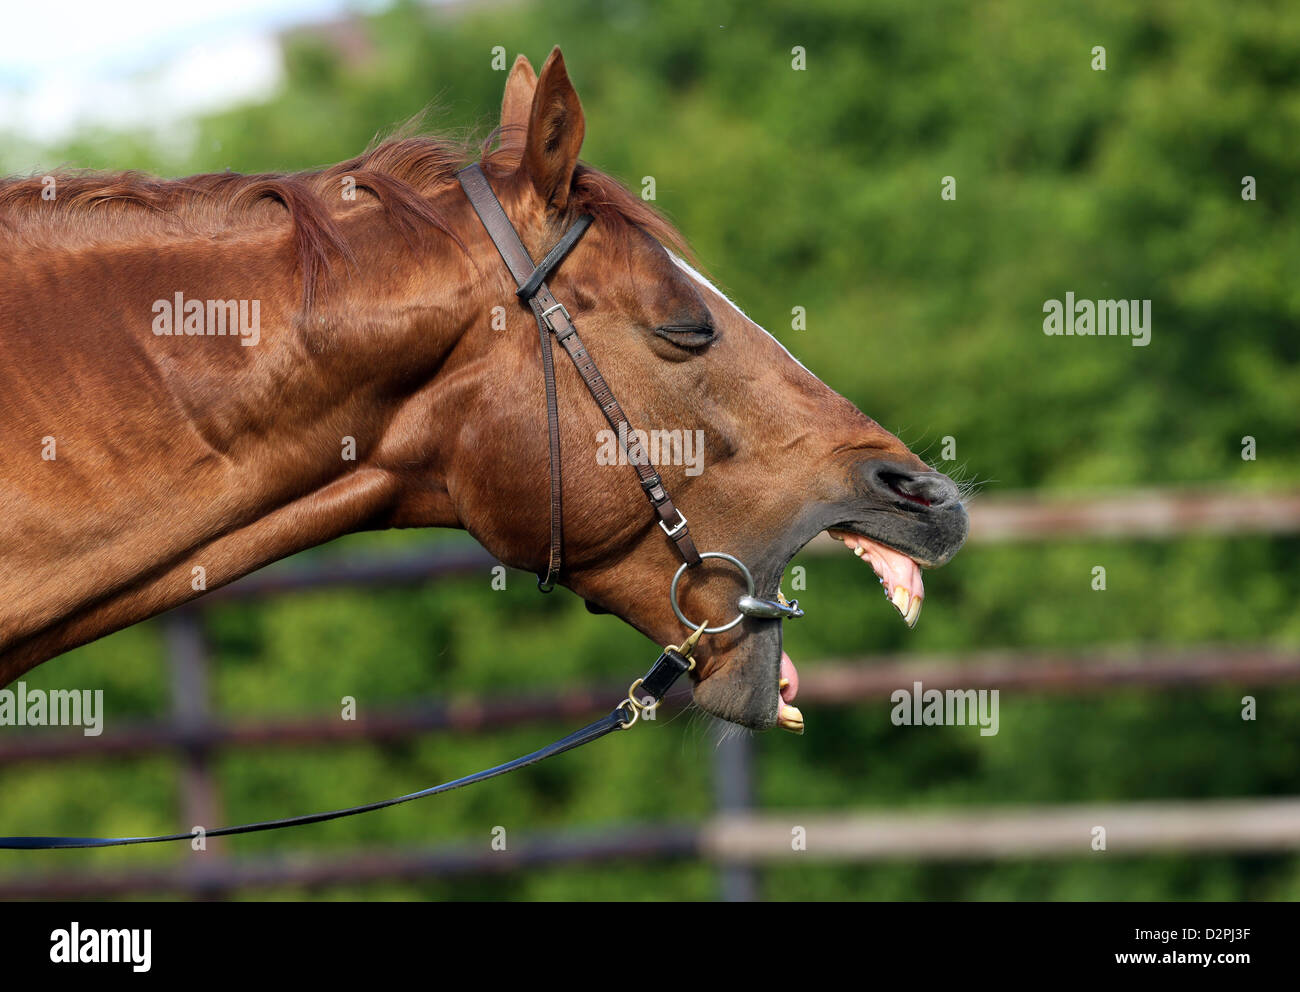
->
[0,163,803,850]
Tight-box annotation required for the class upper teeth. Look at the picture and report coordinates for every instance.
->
[833,529,924,628]
[892,586,910,614]
[905,597,921,627]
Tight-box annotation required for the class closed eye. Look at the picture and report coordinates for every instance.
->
[653,324,716,350]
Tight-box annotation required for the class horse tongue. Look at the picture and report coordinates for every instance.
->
[777,651,803,734]
[779,651,799,702]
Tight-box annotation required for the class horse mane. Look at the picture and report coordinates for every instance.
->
[0,131,693,309]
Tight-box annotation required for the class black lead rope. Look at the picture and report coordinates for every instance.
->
[0,644,695,850]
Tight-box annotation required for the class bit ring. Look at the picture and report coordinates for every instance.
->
[669,552,755,634]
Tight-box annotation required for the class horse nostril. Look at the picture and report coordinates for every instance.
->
[874,468,957,509]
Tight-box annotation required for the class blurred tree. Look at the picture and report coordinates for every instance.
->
[2,0,1297,900]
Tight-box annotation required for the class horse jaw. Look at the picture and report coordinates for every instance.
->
[689,619,785,731]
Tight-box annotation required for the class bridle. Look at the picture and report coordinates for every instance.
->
[0,164,801,851]
[456,164,701,592]
[457,165,800,632]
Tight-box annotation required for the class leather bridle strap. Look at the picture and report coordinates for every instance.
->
[0,643,696,849]
[517,215,592,302]
[457,165,701,590]
[458,164,569,590]
[0,170,719,851]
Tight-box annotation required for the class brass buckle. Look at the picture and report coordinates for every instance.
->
[618,622,705,729]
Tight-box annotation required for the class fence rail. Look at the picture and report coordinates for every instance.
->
[1,646,1295,765]
[6,796,1300,898]
[2,486,1298,899]
[0,824,703,899]
[706,798,1300,861]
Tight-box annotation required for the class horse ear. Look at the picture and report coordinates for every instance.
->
[520,47,585,211]
[499,55,537,153]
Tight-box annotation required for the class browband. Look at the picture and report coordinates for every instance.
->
[517,214,592,301]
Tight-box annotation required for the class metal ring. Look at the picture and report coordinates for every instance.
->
[617,700,639,729]
[627,677,658,714]
[669,552,755,634]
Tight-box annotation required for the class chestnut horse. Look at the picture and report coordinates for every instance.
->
[0,49,967,733]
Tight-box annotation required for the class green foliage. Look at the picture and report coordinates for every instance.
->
[1,0,1297,900]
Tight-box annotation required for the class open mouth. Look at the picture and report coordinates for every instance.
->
[827,527,925,627]
[686,463,967,736]
[772,526,925,735]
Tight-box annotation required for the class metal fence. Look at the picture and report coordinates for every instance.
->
[1,486,1298,899]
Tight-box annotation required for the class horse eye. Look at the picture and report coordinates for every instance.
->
[653,324,716,349]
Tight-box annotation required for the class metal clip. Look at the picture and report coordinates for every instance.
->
[669,621,707,662]
[621,622,707,730]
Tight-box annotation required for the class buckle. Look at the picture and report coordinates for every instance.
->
[539,302,572,332]
[658,509,688,539]
[639,473,668,503]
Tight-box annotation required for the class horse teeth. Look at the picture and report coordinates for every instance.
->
[905,596,922,628]
[892,586,910,617]
[846,532,924,627]
[777,701,804,734]
[779,677,790,690]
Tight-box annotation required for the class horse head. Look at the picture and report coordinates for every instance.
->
[0,49,966,736]
[436,49,969,731]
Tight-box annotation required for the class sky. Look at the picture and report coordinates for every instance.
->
[0,0,391,144]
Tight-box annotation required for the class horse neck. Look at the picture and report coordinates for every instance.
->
[0,206,482,678]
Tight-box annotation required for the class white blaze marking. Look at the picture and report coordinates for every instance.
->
[669,253,817,376]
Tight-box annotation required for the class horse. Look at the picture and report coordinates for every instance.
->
[0,47,967,734]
